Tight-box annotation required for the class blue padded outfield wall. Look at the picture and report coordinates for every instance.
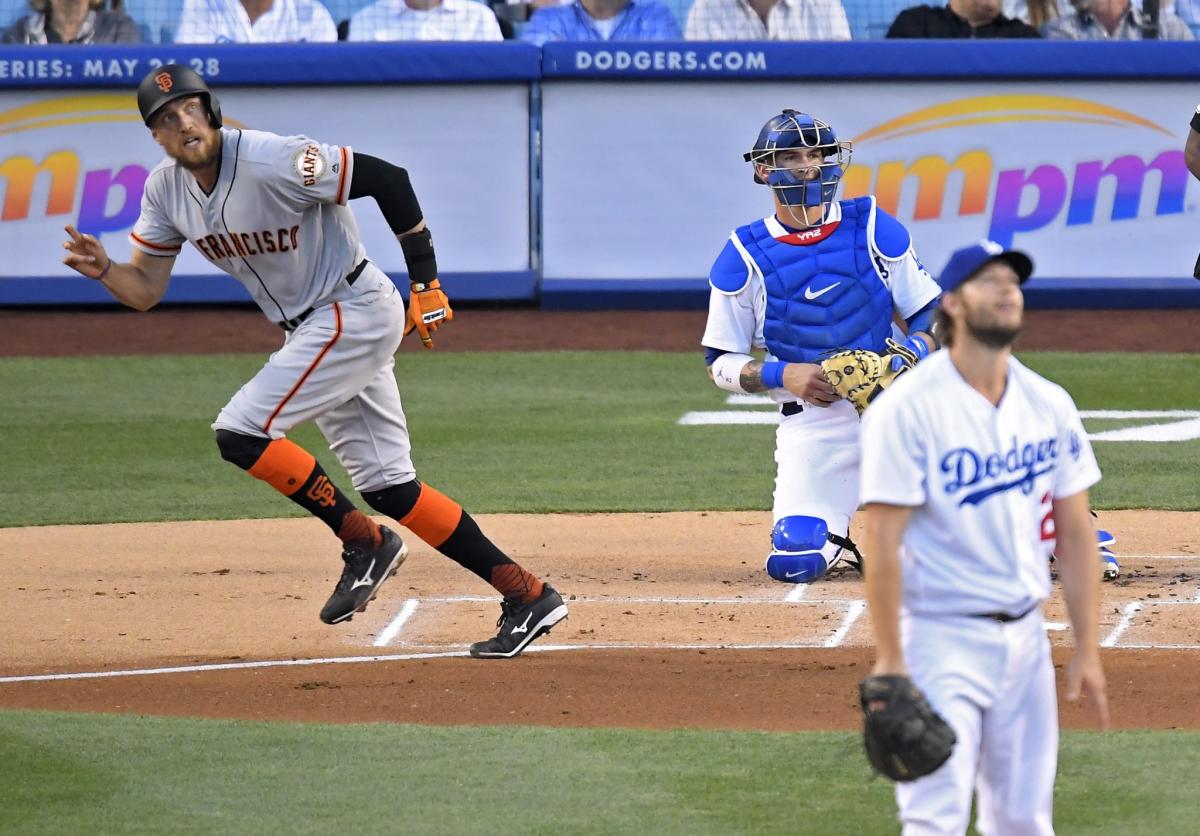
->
[2,42,1199,308]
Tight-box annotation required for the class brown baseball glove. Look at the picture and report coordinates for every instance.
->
[819,339,921,415]
[859,674,957,782]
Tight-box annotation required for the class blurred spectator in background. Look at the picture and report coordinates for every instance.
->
[519,0,680,43]
[174,0,337,42]
[489,0,565,35]
[887,0,1040,35]
[3,0,140,42]
[1042,0,1193,36]
[1004,0,1068,26]
[686,0,851,40]
[347,0,503,39]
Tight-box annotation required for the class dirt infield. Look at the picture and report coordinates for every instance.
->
[2,307,1198,733]
[1,512,1197,730]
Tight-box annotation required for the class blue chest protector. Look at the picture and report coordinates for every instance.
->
[735,197,895,363]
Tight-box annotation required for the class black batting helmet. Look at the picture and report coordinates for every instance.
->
[136,64,222,128]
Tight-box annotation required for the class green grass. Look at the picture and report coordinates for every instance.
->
[1,350,1197,527]
[0,710,1194,835]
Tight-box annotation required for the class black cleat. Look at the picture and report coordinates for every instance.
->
[320,526,407,625]
[469,584,568,659]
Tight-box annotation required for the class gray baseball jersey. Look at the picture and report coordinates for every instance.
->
[130,127,416,492]
[131,127,364,324]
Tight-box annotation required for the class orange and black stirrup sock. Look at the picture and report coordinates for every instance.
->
[362,480,543,602]
[217,431,379,547]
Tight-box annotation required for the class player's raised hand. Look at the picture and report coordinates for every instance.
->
[62,225,111,280]
[1065,649,1110,730]
[782,362,839,407]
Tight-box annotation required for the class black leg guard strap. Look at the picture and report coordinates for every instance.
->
[828,532,864,574]
[215,429,271,471]
[362,479,423,520]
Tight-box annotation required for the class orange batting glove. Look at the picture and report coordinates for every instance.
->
[404,278,453,349]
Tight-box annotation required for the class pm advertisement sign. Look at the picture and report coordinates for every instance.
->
[541,80,1196,285]
[0,84,530,293]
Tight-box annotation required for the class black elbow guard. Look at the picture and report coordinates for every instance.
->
[400,228,438,285]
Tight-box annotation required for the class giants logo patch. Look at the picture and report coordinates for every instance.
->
[155,72,173,93]
[293,144,327,187]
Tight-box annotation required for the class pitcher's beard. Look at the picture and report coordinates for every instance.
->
[963,318,1021,349]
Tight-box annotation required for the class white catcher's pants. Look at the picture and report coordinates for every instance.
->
[772,398,861,552]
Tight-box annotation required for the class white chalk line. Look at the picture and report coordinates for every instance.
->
[0,643,856,685]
[6,592,1196,685]
[785,584,809,602]
[417,594,859,605]
[373,598,420,648]
[1101,602,1143,648]
[824,601,867,648]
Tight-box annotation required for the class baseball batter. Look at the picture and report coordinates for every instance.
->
[61,65,567,659]
[859,241,1110,835]
[701,109,941,583]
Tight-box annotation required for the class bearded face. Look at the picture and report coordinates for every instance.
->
[950,262,1024,349]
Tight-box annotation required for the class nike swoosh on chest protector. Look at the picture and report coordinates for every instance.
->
[804,282,841,300]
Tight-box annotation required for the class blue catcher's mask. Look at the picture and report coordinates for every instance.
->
[743,110,853,209]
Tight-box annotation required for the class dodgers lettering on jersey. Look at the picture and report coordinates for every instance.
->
[941,433,1062,506]
[859,352,1101,617]
[130,128,365,324]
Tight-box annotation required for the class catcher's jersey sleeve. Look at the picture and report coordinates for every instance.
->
[882,250,940,321]
[265,135,355,210]
[701,239,765,354]
[129,166,187,256]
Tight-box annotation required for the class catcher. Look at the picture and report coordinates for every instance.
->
[700,109,941,583]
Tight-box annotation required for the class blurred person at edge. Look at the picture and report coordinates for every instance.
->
[1042,0,1193,38]
[347,0,503,41]
[1003,0,1069,26]
[519,0,681,44]
[686,0,851,40]
[887,0,1040,36]
[3,0,140,43]
[174,0,337,43]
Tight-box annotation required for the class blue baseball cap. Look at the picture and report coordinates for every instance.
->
[938,241,1034,293]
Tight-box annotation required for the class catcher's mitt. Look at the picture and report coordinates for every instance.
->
[820,338,921,415]
[859,674,957,782]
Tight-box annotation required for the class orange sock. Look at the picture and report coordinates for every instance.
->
[490,564,544,603]
[399,483,463,547]
[247,438,315,496]
[337,509,382,548]
[247,438,376,544]
[394,482,539,599]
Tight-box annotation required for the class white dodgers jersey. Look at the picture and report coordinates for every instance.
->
[859,351,1101,617]
[130,128,364,324]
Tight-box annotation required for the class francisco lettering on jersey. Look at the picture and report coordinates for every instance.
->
[940,434,1061,507]
[193,227,301,261]
[293,144,327,187]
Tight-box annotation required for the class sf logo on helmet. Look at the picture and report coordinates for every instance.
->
[155,72,173,93]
